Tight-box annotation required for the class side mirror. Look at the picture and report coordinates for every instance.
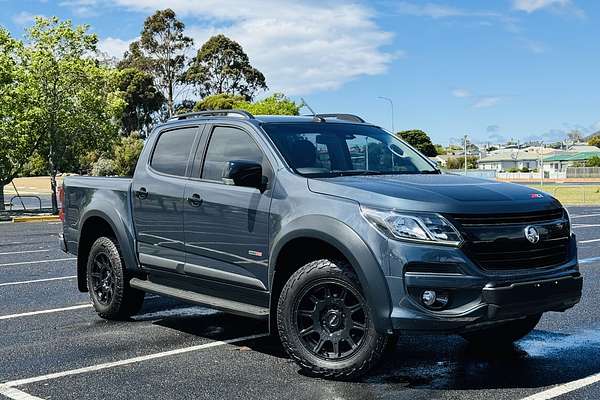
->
[222,160,266,190]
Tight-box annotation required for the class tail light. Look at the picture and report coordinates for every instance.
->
[58,185,65,222]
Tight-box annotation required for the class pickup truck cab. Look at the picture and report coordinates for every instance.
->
[60,110,582,379]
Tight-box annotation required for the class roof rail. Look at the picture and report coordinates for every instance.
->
[168,109,255,121]
[314,113,365,123]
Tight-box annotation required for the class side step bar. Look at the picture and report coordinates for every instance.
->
[129,278,269,320]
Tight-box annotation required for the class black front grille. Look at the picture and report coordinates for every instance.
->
[448,209,571,271]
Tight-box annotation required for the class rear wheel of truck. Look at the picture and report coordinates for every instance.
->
[86,236,144,320]
[277,259,389,380]
[461,313,542,346]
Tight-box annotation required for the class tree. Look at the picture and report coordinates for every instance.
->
[567,130,583,143]
[194,93,245,111]
[112,133,144,176]
[396,130,437,157]
[120,9,193,116]
[114,68,165,135]
[433,144,446,155]
[186,34,267,100]
[0,29,40,211]
[446,156,478,170]
[588,135,600,149]
[235,93,300,115]
[586,156,600,167]
[23,17,125,213]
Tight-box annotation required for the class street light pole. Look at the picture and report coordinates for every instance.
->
[377,96,394,133]
[464,134,468,175]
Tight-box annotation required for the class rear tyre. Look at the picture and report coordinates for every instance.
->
[86,236,144,320]
[277,259,387,380]
[461,314,542,346]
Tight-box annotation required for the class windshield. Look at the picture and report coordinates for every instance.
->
[261,122,438,177]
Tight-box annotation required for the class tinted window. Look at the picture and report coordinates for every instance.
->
[202,126,263,181]
[151,127,197,176]
[262,123,437,177]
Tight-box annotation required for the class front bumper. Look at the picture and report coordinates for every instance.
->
[385,234,582,334]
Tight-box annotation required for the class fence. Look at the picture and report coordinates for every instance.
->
[444,170,497,179]
[566,167,600,179]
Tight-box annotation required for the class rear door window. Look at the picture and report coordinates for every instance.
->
[151,127,197,176]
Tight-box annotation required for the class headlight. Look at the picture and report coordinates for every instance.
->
[360,206,463,246]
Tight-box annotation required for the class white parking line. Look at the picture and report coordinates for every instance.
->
[0,258,76,268]
[0,276,77,287]
[572,224,600,229]
[0,384,43,400]
[580,256,600,264]
[2,333,267,389]
[0,250,50,256]
[570,213,600,219]
[578,238,600,244]
[520,372,600,400]
[0,304,91,321]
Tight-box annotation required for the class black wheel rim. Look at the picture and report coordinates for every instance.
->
[293,279,368,360]
[90,252,115,306]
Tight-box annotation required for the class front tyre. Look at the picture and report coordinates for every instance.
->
[277,259,387,380]
[86,236,144,320]
[461,313,542,346]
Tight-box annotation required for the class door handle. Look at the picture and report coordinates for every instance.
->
[187,193,203,207]
[135,187,148,199]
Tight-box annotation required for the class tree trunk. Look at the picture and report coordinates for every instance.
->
[0,185,5,212]
[168,80,174,117]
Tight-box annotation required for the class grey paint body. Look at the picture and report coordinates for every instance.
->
[62,115,581,334]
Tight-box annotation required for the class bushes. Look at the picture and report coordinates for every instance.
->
[91,132,144,177]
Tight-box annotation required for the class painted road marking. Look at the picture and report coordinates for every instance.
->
[0,304,91,321]
[0,250,50,256]
[0,276,77,287]
[572,224,600,228]
[2,333,268,388]
[578,238,600,244]
[521,372,600,400]
[580,256,600,264]
[0,258,76,268]
[570,213,600,219]
[0,384,43,400]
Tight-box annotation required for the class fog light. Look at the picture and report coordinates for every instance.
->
[422,290,437,306]
[421,290,449,310]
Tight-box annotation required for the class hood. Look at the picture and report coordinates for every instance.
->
[307,174,561,214]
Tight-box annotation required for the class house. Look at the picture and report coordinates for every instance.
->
[477,147,554,171]
[543,150,600,173]
[428,154,449,167]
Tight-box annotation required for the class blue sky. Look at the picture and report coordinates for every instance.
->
[2,0,599,146]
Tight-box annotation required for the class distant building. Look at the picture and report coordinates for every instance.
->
[477,147,554,171]
[543,150,600,173]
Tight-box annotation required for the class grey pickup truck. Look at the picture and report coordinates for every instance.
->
[60,110,582,379]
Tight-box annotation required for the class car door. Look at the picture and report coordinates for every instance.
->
[183,124,273,291]
[132,125,201,273]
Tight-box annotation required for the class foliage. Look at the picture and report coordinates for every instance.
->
[567,130,583,143]
[120,9,193,116]
[506,167,520,173]
[186,34,267,100]
[0,28,41,210]
[91,157,116,176]
[396,130,437,157]
[22,17,124,212]
[21,153,50,177]
[112,133,144,176]
[433,144,446,155]
[194,93,300,115]
[235,93,300,115]
[174,99,195,114]
[588,135,600,148]
[114,68,164,135]
[486,146,498,152]
[446,156,478,170]
[194,93,245,111]
[586,156,600,167]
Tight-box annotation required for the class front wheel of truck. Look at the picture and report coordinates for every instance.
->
[277,259,389,380]
[461,313,542,346]
[86,236,144,320]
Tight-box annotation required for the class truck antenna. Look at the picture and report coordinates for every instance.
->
[300,97,317,116]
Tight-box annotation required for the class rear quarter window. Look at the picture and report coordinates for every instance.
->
[150,127,197,176]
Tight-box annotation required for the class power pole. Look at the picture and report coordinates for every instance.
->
[464,134,468,175]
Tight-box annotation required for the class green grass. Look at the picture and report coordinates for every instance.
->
[527,184,600,205]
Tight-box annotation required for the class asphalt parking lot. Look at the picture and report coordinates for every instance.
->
[1,207,600,400]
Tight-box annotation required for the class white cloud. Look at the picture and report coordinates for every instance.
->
[97,36,135,59]
[472,96,501,109]
[512,0,584,16]
[452,88,471,98]
[102,0,395,95]
[59,0,100,17]
[12,11,45,26]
